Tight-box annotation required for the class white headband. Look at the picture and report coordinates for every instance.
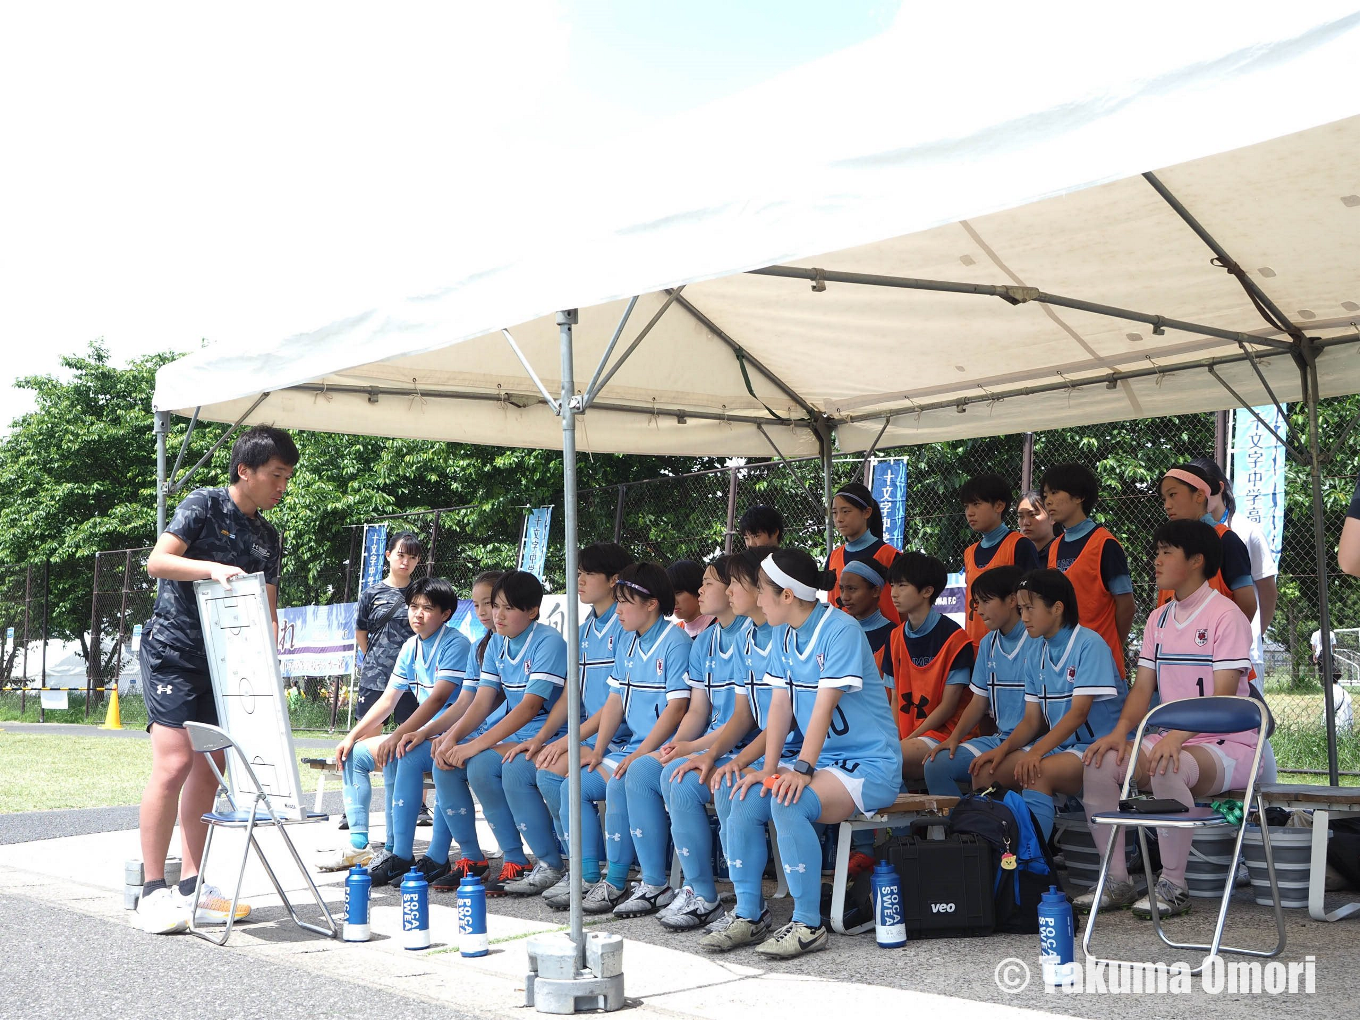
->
[762,555,819,601]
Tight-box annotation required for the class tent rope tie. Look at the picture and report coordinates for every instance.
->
[734,348,788,422]
[313,382,332,404]
[1210,255,1305,344]
[1144,356,1168,386]
[408,378,427,412]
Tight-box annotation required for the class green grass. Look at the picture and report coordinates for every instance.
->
[0,692,342,734]
[0,730,358,813]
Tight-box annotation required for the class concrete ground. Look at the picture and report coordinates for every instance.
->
[1,788,1355,1020]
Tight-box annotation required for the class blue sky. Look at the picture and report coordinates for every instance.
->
[0,1,900,426]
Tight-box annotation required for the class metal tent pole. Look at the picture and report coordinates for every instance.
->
[818,421,835,560]
[558,308,585,948]
[155,411,170,534]
[1302,343,1341,784]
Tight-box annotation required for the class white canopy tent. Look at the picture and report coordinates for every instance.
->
[153,5,1360,950]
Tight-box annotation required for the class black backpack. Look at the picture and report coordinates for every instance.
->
[947,788,1064,933]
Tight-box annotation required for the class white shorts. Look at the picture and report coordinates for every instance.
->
[820,763,900,816]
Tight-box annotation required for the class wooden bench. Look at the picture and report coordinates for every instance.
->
[1258,783,1360,922]
[828,793,959,934]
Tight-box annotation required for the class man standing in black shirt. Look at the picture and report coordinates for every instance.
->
[135,425,299,934]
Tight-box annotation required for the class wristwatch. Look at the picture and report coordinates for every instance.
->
[793,759,816,778]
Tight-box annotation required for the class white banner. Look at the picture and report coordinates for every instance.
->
[276,602,357,678]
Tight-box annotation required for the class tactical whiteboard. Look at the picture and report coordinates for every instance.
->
[195,572,305,820]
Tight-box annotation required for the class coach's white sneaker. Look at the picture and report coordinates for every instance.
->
[134,888,189,935]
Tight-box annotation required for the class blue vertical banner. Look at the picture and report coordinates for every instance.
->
[1229,405,1287,565]
[359,524,388,595]
[870,458,909,551]
[518,507,553,582]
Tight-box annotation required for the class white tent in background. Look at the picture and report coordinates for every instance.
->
[152,5,1360,950]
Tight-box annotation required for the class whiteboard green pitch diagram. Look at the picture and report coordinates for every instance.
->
[194,572,306,820]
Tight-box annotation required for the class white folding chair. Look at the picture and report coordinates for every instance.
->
[185,722,338,945]
[1081,696,1285,973]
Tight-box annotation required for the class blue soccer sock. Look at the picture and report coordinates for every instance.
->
[661,759,717,901]
[1022,788,1056,841]
[466,748,529,866]
[622,755,671,886]
[536,768,567,845]
[342,744,375,834]
[923,746,977,795]
[430,761,486,861]
[721,784,774,920]
[573,766,608,884]
[502,754,564,868]
[350,830,369,850]
[603,771,637,884]
[771,788,825,927]
[394,744,453,863]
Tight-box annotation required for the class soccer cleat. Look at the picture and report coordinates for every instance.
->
[698,909,772,952]
[582,879,629,915]
[658,888,723,931]
[316,845,374,872]
[338,817,350,831]
[432,857,489,892]
[484,860,528,897]
[416,805,434,828]
[399,855,450,888]
[847,851,876,880]
[657,885,694,920]
[1131,877,1192,919]
[754,920,828,958]
[502,860,565,896]
[179,882,252,925]
[541,870,575,910]
[367,852,415,887]
[134,887,189,935]
[1072,879,1139,913]
[613,881,675,918]
[366,847,393,873]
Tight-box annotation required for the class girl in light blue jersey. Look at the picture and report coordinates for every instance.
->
[657,554,753,931]
[581,562,692,918]
[687,549,796,952]
[734,548,902,959]
[527,542,635,905]
[924,565,1039,794]
[968,568,1127,840]
[434,571,568,895]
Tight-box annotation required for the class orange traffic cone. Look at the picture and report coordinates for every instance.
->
[102,686,123,730]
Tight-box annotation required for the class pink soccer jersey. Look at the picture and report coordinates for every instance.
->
[1138,583,1254,749]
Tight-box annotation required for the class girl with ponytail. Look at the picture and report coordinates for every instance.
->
[826,482,900,625]
[726,548,901,958]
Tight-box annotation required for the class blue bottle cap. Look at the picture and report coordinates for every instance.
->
[1040,885,1066,904]
[459,873,483,889]
[873,860,894,875]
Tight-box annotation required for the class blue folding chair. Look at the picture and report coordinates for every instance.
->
[1081,696,1285,973]
[185,722,338,945]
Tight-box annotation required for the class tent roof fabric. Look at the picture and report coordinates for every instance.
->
[155,7,1360,456]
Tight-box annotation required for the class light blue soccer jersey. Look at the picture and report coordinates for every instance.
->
[462,636,507,739]
[688,616,751,747]
[764,603,902,775]
[968,620,1039,737]
[742,619,801,761]
[581,604,624,750]
[1025,624,1128,748]
[386,627,471,718]
[607,617,691,755]
[479,621,568,743]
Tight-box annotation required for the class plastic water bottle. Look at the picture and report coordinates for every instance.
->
[1038,885,1075,985]
[456,874,489,957]
[343,865,371,942]
[871,861,907,948]
[401,867,430,950]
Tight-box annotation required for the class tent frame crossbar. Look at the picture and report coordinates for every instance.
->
[843,334,1360,425]
[746,264,1298,354]
[155,392,271,532]
[581,295,640,404]
[583,287,686,407]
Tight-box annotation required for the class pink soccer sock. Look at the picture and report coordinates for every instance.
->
[1083,750,1129,882]
[1150,752,1200,889]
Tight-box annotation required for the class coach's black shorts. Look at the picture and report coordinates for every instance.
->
[139,636,217,730]
[355,686,420,728]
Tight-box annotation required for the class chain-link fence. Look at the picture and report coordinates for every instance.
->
[11,400,1357,772]
[0,562,51,720]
